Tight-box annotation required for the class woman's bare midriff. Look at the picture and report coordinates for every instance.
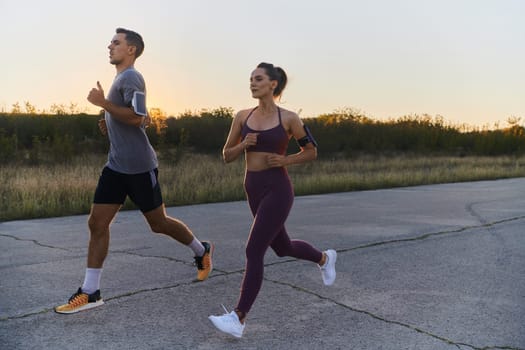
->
[245,152,276,171]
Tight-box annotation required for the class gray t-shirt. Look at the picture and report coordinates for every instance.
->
[104,67,158,174]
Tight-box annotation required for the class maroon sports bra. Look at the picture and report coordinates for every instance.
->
[241,107,289,155]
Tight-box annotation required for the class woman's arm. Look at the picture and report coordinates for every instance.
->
[223,111,255,163]
[266,111,317,168]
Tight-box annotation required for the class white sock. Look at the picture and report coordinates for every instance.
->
[188,238,205,257]
[82,268,102,294]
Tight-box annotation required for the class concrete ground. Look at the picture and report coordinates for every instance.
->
[1,178,524,350]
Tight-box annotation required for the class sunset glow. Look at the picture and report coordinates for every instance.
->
[1,0,523,127]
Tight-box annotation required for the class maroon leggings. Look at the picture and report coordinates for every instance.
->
[236,167,323,314]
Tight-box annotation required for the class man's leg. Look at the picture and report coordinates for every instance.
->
[87,203,121,268]
[143,204,194,244]
[143,204,213,281]
[81,203,120,294]
[54,203,119,314]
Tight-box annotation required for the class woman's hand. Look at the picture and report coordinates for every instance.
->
[267,153,287,168]
[242,133,258,149]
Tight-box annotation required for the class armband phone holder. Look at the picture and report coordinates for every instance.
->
[132,91,147,116]
[297,125,318,148]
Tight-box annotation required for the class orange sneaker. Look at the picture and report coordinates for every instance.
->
[55,288,104,314]
[194,241,214,281]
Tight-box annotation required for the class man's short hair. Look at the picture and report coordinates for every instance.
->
[116,28,144,58]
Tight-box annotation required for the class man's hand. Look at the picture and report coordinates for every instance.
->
[87,81,106,107]
[143,113,152,128]
[98,118,107,136]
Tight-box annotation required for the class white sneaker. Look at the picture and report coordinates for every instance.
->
[319,249,337,286]
[208,305,245,338]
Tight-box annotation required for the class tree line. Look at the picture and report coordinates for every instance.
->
[0,107,523,164]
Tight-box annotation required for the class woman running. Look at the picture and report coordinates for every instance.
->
[208,62,337,338]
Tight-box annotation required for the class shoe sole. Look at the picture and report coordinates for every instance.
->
[323,250,337,286]
[197,243,214,281]
[54,299,104,314]
[328,250,337,265]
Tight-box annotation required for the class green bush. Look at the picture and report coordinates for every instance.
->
[0,108,523,163]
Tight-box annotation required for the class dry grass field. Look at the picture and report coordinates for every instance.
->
[1,154,524,222]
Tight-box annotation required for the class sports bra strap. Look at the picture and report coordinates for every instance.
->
[244,107,258,125]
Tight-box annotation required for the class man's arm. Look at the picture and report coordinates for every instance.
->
[98,100,144,127]
[87,81,144,127]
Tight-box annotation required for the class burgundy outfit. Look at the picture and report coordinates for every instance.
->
[236,107,323,313]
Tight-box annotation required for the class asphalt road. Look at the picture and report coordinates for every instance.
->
[1,178,524,350]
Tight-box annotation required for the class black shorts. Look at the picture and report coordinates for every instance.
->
[93,166,163,213]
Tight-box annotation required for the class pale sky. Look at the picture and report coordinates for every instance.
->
[1,0,524,127]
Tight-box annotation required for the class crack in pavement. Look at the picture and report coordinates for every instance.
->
[2,214,523,261]
[466,202,491,226]
[0,233,71,251]
[337,215,525,255]
[264,277,523,350]
[265,276,458,349]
